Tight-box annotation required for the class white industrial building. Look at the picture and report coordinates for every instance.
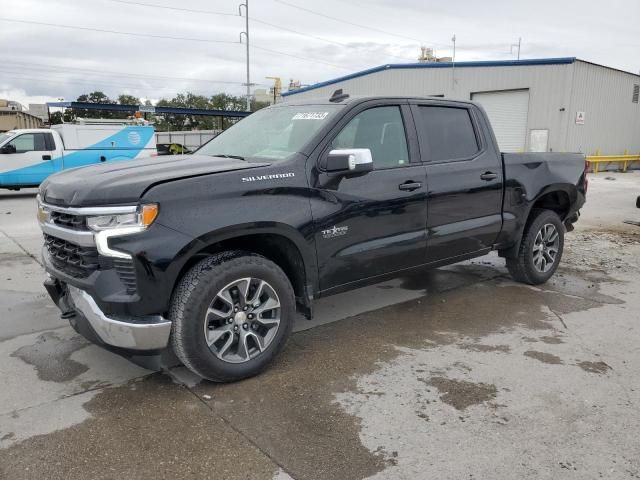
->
[282,58,640,155]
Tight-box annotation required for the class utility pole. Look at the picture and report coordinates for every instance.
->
[451,34,456,89]
[239,0,251,111]
[511,37,522,60]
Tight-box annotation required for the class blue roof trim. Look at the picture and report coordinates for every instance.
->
[282,57,577,97]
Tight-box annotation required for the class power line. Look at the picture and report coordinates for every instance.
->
[0,60,266,86]
[105,0,410,62]
[107,0,237,16]
[250,17,410,63]
[272,0,446,48]
[252,45,352,70]
[0,16,354,70]
[0,70,250,96]
[0,17,240,44]
[0,70,166,91]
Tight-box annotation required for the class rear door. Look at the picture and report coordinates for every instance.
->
[309,101,428,291]
[410,101,503,262]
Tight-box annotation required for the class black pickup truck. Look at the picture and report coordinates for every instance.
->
[38,94,587,381]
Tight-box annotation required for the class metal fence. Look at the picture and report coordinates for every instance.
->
[587,151,640,173]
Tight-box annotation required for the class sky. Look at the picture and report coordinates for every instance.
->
[1,0,639,108]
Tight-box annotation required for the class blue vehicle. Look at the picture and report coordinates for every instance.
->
[0,120,156,190]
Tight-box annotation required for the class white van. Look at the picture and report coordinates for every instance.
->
[0,120,156,189]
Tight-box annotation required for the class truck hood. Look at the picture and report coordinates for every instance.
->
[41,154,269,207]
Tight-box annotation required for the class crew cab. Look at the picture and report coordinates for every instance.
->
[38,94,587,382]
[0,121,156,189]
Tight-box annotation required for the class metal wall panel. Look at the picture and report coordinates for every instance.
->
[284,63,573,152]
[565,61,640,154]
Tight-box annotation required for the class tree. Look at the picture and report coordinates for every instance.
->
[49,111,63,125]
[153,92,269,131]
[55,90,269,130]
[72,91,114,119]
[117,94,140,106]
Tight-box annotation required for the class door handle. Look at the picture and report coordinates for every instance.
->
[42,155,52,161]
[399,181,422,192]
[480,172,498,181]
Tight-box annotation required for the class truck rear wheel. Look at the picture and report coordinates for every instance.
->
[170,251,295,382]
[506,209,564,285]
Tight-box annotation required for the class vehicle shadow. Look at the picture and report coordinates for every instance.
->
[0,191,39,200]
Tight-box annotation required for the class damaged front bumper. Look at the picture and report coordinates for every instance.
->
[44,276,172,351]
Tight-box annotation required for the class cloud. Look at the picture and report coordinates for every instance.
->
[0,0,638,105]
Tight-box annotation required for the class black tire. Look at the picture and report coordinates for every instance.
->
[170,251,295,382]
[506,209,565,285]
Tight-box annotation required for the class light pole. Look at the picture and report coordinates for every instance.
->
[511,37,522,60]
[451,34,456,89]
[239,1,251,111]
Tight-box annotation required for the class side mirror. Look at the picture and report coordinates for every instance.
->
[326,149,373,175]
[0,144,16,154]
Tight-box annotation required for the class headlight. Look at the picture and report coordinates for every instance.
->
[37,202,51,225]
[89,204,159,259]
[87,204,158,232]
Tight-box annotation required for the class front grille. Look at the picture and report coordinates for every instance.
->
[44,234,99,278]
[114,259,137,295]
[50,211,88,231]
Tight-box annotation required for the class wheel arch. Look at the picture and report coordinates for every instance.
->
[500,185,574,259]
[173,224,317,318]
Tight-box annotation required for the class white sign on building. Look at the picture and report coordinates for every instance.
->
[575,111,585,125]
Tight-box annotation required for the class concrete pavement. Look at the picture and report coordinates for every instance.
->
[0,173,639,479]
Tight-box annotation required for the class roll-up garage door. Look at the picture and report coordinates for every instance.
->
[471,89,529,153]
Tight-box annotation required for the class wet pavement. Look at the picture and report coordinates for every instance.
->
[1,173,639,480]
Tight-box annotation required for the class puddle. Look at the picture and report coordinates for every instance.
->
[524,350,564,365]
[576,361,612,375]
[459,343,511,353]
[539,335,565,344]
[0,375,284,480]
[423,377,497,411]
[11,332,89,382]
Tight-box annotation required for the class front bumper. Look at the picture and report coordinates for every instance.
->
[45,277,172,351]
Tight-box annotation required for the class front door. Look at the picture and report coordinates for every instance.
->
[0,132,59,185]
[309,103,428,291]
[411,102,504,262]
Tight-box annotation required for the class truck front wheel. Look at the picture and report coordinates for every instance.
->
[170,251,295,382]
[506,209,565,285]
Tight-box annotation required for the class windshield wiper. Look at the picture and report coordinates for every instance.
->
[210,154,246,161]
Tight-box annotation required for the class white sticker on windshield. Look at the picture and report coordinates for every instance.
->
[292,112,329,120]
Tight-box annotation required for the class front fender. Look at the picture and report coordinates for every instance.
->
[188,221,317,288]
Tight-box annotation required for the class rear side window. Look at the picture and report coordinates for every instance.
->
[418,106,479,161]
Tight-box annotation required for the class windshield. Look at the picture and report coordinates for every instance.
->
[0,132,14,146]
[198,104,342,162]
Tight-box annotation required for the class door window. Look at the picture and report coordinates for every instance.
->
[417,106,479,161]
[331,106,409,169]
[9,133,48,153]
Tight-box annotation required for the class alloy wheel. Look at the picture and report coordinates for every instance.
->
[532,223,560,273]
[203,277,281,364]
